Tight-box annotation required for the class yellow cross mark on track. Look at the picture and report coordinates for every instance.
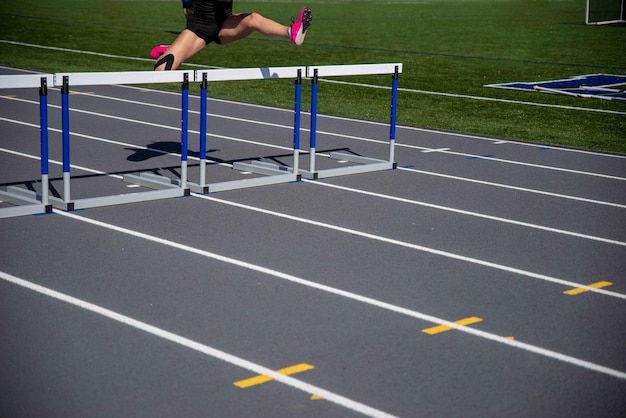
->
[422,317,483,335]
[563,281,613,295]
[234,363,315,389]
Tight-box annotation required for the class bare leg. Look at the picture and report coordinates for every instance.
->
[155,9,307,70]
[154,29,206,71]
[219,13,289,45]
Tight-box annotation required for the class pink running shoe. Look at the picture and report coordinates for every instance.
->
[150,45,169,59]
[290,6,312,46]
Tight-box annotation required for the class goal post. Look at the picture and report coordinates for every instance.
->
[586,0,625,25]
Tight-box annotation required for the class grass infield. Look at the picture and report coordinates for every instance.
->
[0,0,624,153]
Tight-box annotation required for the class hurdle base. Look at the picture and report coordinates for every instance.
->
[49,189,188,211]
[48,174,189,211]
[299,152,396,180]
[0,187,52,218]
[188,160,300,194]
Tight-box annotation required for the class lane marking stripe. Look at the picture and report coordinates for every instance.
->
[198,194,626,301]
[41,211,626,380]
[421,148,450,153]
[305,180,626,247]
[564,281,613,295]
[3,93,625,182]
[2,127,624,247]
[0,141,624,301]
[422,317,483,335]
[1,140,624,302]
[234,363,315,388]
[400,167,626,209]
[0,270,396,418]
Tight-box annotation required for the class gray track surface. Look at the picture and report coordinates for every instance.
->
[1,66,625,418]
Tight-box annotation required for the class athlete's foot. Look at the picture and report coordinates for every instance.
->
[290,6,312,46]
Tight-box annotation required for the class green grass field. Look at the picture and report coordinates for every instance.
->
[1,0,625,153]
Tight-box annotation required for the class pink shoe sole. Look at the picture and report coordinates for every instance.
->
[150,45,169,59]
[290,7,312,46]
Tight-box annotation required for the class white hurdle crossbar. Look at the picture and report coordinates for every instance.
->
[187,66,305,194]
[300,63,402,180]
[53,70,193,87]
[0,74,54,219]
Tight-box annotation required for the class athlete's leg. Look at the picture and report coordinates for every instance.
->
[219,7,312,46]
[154,29,206,71]
[218,12,289,45]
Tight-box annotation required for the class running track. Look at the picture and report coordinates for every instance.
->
[1,66,625,417]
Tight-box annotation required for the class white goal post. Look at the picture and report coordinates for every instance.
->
[586,0,625,25]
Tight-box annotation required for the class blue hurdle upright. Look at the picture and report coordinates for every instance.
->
[186,66,305,194]
[0,74,54,218]
[299,63,402,180]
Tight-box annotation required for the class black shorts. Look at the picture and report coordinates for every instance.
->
[186,0,233,45]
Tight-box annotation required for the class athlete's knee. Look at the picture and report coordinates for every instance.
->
[154,53,175,71]
[242,12,265,29]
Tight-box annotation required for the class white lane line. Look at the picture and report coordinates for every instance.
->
[55,94,626,180]
[421,148,450,153]
[0,146,122,180]
[444,151,626,181]
[2,117,624,242]
[0,41,218,69]
[5,141,626,300]
[400,167,626,209]
[3,94,625,183]
[196,97,626,159]
[3,136,624,249]
[196,194,626,301]
[0,270,396,418]
[388,139,626,181]
[0,98,296,153]
[5,138,626,292]
[304,180,626,247]
[17,212,626,381]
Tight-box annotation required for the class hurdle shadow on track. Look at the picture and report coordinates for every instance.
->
[0,180,41,193]
[202,147,362,164]
[0,163,196,201]
[124,141,362,174]
[125,141,220,162]
[0,146,367,203]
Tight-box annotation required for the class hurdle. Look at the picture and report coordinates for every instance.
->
[0,74,54,218]
[1,64,403,217]
[186,66,305,194]
[299,63,402,180]
[47,70,194,211]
